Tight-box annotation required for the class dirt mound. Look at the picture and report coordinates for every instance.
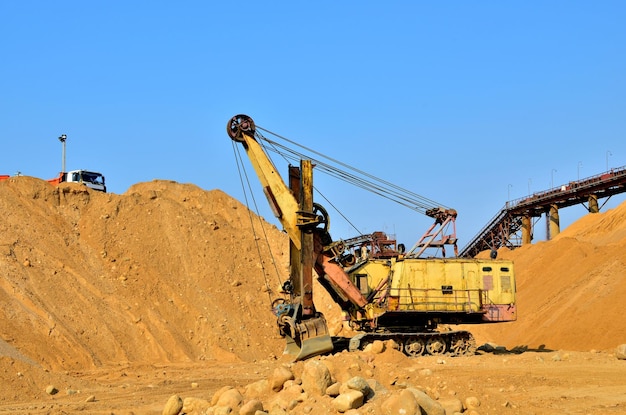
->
[1,176,625,414]
[2,176,625,360]
[0,177,289,373]
[467,201,626,351]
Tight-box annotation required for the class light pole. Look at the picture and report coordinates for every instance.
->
[551,169,557,188]
[528,178,532,196]
[577,161,582,181]
[508,184,513,201]
[58,134,67,173]
[606,150,612,171]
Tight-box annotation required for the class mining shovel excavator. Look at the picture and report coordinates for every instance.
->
[228,114,516,361]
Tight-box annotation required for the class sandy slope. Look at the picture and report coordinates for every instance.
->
[466,201,626,351]
[0,177,625,414]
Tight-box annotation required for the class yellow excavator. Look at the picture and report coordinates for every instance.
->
[228,114,516,361]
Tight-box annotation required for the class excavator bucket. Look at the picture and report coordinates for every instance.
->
[283,315,334,361]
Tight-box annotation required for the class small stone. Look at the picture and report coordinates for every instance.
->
[326,382,341,397]
[85,395,96,403]
[438,397,463,414]
[465,396,481,410]
[616,344,626,360]
[368,340,386,354]
[45,385,58,395]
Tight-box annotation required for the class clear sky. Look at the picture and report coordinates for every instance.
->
[2,1,625,251]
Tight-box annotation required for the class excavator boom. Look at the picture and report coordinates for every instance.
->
[228,114,368,360]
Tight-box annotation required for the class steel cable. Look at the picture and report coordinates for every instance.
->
[255,126,449,215]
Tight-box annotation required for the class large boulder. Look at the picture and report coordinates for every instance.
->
[162,395,183,415]
[332,390,364,412]
[301,360,333,396]
[340,376,372,399]
[271,366,295,391]
[381,389,419,415]
[406,388,445,415]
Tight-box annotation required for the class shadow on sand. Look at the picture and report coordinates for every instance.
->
[331,336,555,357]
[477,343,555,355]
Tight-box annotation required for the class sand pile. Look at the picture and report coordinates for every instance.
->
[0,177,291,373]
[0,176,624,370]
[467,200,626,351]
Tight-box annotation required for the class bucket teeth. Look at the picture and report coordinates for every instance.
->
[282,315,334,361]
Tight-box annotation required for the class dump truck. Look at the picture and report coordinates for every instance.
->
[227,114,516,360]
[1,170,106,192]
[47,170,106,192]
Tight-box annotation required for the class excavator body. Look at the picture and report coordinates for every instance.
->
[228,114,516,360]
[345,255,516,328]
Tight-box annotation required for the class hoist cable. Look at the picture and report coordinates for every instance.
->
[255,125,447,211]
[232,141,284,305]
[314,190,364,236]
[255,126,449,214]
[255,135,364,236]
[258,133,437,213]
[256,134,364,235]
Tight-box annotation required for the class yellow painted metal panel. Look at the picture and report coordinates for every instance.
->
[351,257,515,315]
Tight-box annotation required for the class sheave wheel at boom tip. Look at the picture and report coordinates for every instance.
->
[227,114,255,142]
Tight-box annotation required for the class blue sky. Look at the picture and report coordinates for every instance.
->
[2,1,625,250]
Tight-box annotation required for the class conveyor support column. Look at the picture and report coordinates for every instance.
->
[522,215,532,245]
[548,203,560,240]
[588,194,599,213]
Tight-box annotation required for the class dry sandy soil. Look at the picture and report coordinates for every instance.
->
[0,177,625,414]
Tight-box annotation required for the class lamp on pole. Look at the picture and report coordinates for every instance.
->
[58,134,67,173]
[577,161,582,181]
[551,169,557,188]
[606,150,612,171]
[508,184,513,201]
[528,178,532,196]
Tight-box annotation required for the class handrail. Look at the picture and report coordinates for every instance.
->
[376,287,487,313]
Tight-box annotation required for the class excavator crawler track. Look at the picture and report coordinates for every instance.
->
[348,330,477,357]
